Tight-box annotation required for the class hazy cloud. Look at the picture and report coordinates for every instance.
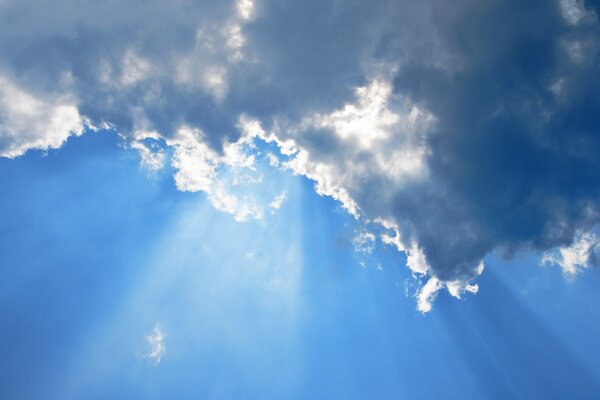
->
[146,324,165,365]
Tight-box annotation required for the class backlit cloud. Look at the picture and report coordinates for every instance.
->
[1,0,600,311]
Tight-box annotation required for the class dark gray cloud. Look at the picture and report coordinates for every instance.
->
[389,0,600,279]
[1,0,599,289]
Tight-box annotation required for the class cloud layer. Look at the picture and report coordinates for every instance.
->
[1,0,599,310]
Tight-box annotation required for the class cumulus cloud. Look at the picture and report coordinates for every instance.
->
[277,77,434,218]
[1,0,600,311]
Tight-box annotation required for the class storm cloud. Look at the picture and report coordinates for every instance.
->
[1,0,599,309]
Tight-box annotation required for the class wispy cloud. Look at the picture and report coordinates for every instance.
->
[145,324,166,365]
[542,232,600,275]
[269,191,287,211]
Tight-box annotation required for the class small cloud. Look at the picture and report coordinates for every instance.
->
[416,276,443,313]
[266,152,281,167]
[130,135,166,171]
[542,232,600,275]
[415,262,484,313]
[145,324,166,365]
[269,191,287,210]
[236,0,255,21]
[353,231,376,254]
[559,0,596,25]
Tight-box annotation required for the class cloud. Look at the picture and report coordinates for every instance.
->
[415,262,483,313]
[542,232,600,274]
[559,0,597,25]
[1,0,600,311]
[279,77,434,219]
[165,125,266,221]
[0,74,85,158]
[416,276,443,314]
[269,191,286,210]
[353,231,376,255]
[145,324,165,365]
[389,0,600,284]
[130,131,166,171]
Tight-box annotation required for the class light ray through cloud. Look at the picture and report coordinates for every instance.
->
[1,0,600,398]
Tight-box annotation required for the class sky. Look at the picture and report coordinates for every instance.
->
[1,0,600,399]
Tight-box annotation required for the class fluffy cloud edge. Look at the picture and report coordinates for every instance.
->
[0,74,88,158]
[542,231,600,275]
[0,72,485,313]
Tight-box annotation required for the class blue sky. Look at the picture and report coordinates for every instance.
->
[1,0,600,398]
[0,131,599,399]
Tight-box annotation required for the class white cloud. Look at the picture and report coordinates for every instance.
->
[226,78,432,220]
[353,231,376,254]
[416,276,443,313]
[415,262,483,313]
[542,232,600,275]
[130,131,166,171]
[201,66,229,102]
[383,223,485,313]
[380,220,483,313]
[308,80,400,150]
[269,191,287,210]
[285,148,362,217]
[120,50,153,87]
[445,262,484,299]
[559,0,596,25]
[379,222,429,275]
[279,78,433,218]
[237,115,298,157]
[209,183,264,221]
[308,79,432,177]
[168,126,220,193]
[162,125,269,221]
[174,0,255,98]
[236,0,255,21]
[130,140,165,171]
[145,324,166,365]
[405,243,430,276]
[0,75,85,158]
[175,48,230,101]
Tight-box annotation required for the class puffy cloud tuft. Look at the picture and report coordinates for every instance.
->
[542,232,600,275]
[0,75,85,158]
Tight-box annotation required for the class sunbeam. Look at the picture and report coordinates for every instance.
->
[2,14,600,393]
